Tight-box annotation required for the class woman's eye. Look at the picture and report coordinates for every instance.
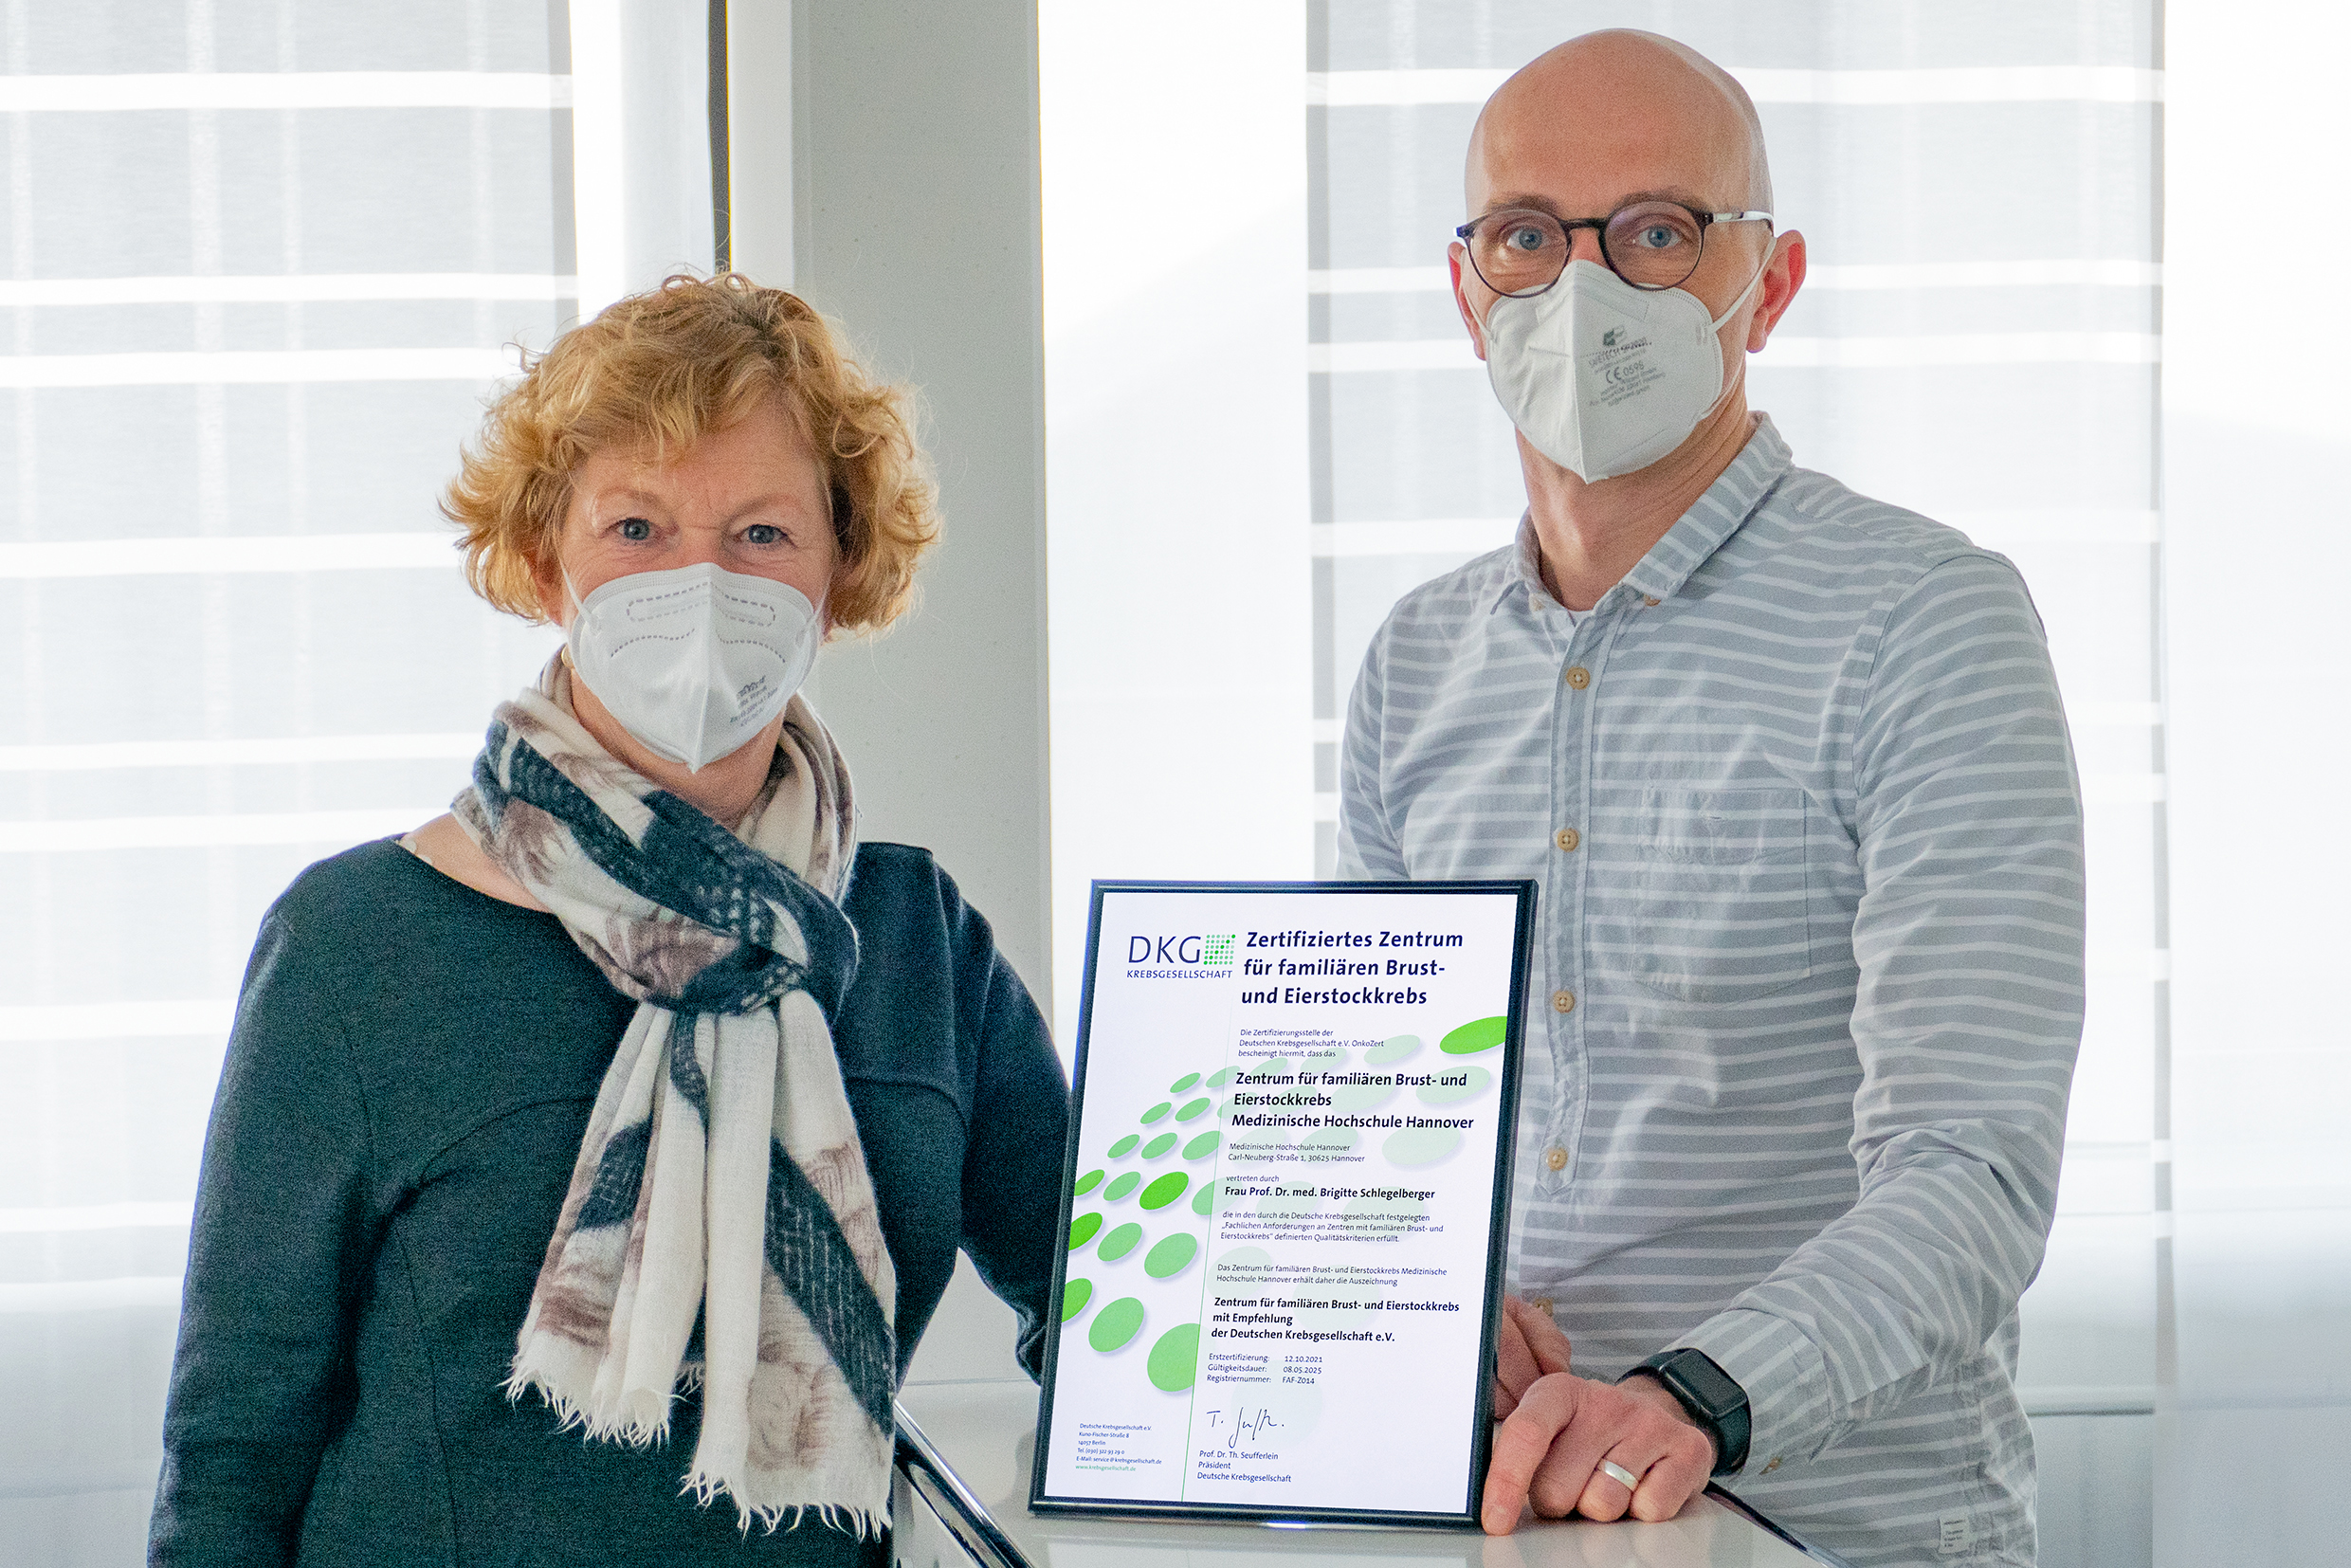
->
[617,517,653,541]
[742,523,784,546]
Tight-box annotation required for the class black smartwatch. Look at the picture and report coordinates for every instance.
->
[1623,1348,1751,1475]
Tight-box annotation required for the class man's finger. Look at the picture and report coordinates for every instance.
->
[1479,1375,1583,1534]
[1625,1426,1714,1523]
[1492,1297,1542,1413]
[1573,1421,1713,1524]
[1505,1296,1574,1377]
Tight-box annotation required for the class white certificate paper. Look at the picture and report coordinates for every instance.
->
[1030,881,1536,1526]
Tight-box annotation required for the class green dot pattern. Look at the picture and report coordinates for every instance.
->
[1107,1134,1139,1159]
[1089,1297,1144,1353]
[1182,1130,1220,1160]
[1142,1132,1179,1159]
[1168,1072,1200,1094]
[1103,1172,1140,1203]
[1174,1097,1211,1122]
[1205,1067,1234,1088]
[1139,1102,1172,1124]
[1073,1168,1103,1195]
[1067,1212,1102,1250]
[1192,1181,1215,1215]
[1143,1232,1197,1279]
[1062,1278,1092,1321]
[1440,1015,1508,1055]
[1099,1222,1143,1262]
[1146,1322,1201,1391]
[1139,1172,1190,1211]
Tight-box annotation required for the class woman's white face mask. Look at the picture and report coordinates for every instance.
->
[1480,254,1767,483]
[563,562,823,773]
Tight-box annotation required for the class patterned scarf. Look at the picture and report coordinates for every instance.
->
[453,655,896,1534]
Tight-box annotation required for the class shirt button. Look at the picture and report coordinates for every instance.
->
[1554,828,1579,852]
[1543,1145,1568,1172]
[1552,989,1576,1013]
[1643,595,1661,607]
[1564,665,1592,690]
[1531,1295,1556,1317]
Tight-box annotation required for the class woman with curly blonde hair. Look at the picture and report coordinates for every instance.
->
[151,277,1066,1567]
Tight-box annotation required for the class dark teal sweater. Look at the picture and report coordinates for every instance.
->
[150,839,1066,1567]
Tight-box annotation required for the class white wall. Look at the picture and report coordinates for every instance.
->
[2160,3,2351,1561]
[1038,4,1315,1046]
[569,0,716,315]
[730,0,1054,1003]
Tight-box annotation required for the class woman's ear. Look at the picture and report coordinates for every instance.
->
[531,547,569,627]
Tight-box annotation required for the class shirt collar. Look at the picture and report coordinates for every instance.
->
[1481,413,1794,617]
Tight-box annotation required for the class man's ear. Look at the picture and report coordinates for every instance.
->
[1746,230,1806,352]
[1450,244,1491,362]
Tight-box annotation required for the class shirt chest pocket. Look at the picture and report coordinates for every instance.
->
[1595,787,1813,1003]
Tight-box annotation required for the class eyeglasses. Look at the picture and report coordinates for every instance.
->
[1454,201,1775,297]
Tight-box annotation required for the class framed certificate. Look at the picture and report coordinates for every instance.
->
[1030,879,1538,1528]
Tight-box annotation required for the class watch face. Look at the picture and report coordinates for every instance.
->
[1667,1351,1746,1420]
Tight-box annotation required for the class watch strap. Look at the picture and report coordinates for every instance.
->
[1625,1348,1751,1476]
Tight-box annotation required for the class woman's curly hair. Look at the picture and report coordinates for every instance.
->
[442,273,939,634]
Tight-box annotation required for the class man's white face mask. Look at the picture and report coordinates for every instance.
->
[1481,254,1767,483]
[563,561,822,772]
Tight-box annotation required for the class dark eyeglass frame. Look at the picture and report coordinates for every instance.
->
[1453,201,1776,297]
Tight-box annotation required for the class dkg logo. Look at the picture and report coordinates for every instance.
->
[1127,934,1237,967]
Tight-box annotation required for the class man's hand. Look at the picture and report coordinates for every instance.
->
[1482,1308,1716,1534]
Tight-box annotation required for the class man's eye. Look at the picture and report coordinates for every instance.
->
[1635,224,1678,250]
[743,523,783,546]
[617,517,653,541]
[1506,226,1549,252]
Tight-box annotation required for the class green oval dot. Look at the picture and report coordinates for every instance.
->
[1107,1134,1139,1159]
[1168,1072,1201,1094]
[1182,1130,1221,1160]
[1073,1168,1103,1195]
[1098,1221,1143,1262]
[1089,1296,1145,1353]
[1146,1322,1201,1391]
[1192,1181,1215,1215]
[1143,1232,1198,1279]
[1062,1278,1093,1321]
[1366,1033,1421,1066]
[1103,1172,1140,1203]
[1139,1172,1190,1211]
[1175,1097,1212,1122]
[1067,1212,1102,1251]
[1205,1067,1234,1088]
[1440,1015,1508,1055]
[1139,1102,1172,1124]
[1142,1132,1179,1159]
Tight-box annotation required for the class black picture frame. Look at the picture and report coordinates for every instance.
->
[1027,878,1539,1530]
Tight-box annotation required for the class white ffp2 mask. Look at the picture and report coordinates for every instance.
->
[1482,256,1766,483]
[563,561,822,773]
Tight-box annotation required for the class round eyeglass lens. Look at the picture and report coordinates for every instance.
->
[1467,210,1570,298]
[1602,202,1706,290]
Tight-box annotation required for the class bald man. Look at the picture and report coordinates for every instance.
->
[1337,32,2084,1566]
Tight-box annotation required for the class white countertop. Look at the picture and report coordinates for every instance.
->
[895,1379,1836,1568]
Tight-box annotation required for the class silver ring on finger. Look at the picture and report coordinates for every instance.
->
[1597,1458,1642,1492]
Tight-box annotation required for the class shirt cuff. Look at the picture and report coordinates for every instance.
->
[1674,1308,1834,1479]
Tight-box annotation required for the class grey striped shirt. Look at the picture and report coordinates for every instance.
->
[1338,416,2084,1567]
